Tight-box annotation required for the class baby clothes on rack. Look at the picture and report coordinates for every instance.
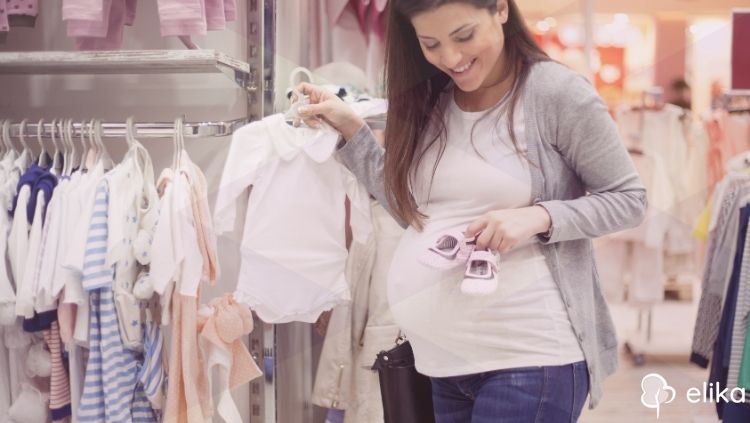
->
[152,150,228,422]
[60,160,106,347]
[12,162,57,318]
[692,175,750,366]
[0,150,30,421]
[33,173,78,314]
[215,100,385,324]
[0,0,8,43]
[77,180,157,422]
[351,0,387,41]
[0,150,29,323]
[62,0,105,21]
[138,311,165,411]
[156,0,237,37]
[43,320,71,420]
[67,0,137,50]
[198,294,262,423]
[6,0,37,27]
[306,0,386,94]
[0,0,37,43]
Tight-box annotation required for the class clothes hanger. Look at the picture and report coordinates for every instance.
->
[2,119,16,158]
[16,119,32,169]
[70,119,80,174]
[18,119,32,161]
[8,120,19,156]
[178,116,186,165]
[172,116,182,169]
[125,116,149,178]
[94,119,113,169]
[37,118,48,168]
[125,116,137,149]
[64,119,76,176]
[59,120,68,176]
[56,119,68,174]
[727,150,750,173]
[79,120,90,172]
[0,120,9,158]
[49,119,63,174]
[88,119,99,163]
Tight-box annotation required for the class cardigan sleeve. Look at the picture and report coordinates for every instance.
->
[533,66,648,244]
[335,124,408,229]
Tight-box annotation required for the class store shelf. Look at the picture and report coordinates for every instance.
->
[0,49,255,90]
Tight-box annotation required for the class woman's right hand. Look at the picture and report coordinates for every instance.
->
[294,82,366,141]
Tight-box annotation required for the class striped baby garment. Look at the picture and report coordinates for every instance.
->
[77,180,157,423]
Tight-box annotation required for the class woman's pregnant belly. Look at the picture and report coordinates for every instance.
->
[386,222,582,376]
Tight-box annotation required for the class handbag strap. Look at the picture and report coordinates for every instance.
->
[395,331,406,345]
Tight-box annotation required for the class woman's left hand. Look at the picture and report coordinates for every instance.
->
[465,206,552,254]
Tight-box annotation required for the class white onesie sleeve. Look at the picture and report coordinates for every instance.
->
[214,122,275,235]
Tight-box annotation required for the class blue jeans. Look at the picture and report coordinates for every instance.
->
[430,361,589,423]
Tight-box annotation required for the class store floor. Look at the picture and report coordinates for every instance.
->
[580,302,720,423]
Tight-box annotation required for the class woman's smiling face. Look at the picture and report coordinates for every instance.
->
[410,1,509,92]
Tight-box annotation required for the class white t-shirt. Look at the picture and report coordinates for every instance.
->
[388,91,584,377]
[60,161,106,345]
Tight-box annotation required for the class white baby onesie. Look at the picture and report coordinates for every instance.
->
[214,101,383,323]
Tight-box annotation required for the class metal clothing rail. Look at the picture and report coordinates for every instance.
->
[5,118,248,139]
[5,116,385,140]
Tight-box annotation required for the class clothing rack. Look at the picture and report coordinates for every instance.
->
[4,116,386,140]
[1,0,378,420]
[6,118,248,139]
[636,87,665,110]
[721,92,750,113]
[0,3,280,420]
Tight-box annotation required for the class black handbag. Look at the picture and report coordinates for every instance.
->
[371,335,436,423]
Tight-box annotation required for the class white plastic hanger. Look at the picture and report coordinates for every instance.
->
[70,119,79,174]
[125,116,138,149]
[59,120,68,176]
[0,120,9,158]
[79,120,90,172]
[8,120,19,156]
[87,119,99,163]
[17,119,32,168]
[63,119,76,176]
[727,151,750,173]
[94,120,113,169]
[37,118,48,168]
[61,119,71,174]
[2,119,17,158]
[49,119,63,174]
[125,116,149,179]
[18,119,31,157]
[172,116,183,169]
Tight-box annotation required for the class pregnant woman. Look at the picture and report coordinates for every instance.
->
[295,0,647,421]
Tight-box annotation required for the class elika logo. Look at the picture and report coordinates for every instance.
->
[640,373,676,419]
[640,373,747,419]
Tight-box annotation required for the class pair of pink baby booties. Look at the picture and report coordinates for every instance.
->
[418,230,499,295]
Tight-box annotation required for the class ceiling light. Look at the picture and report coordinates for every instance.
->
[536,20,551,33]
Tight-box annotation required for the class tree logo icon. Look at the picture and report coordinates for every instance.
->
[641,373,677,419]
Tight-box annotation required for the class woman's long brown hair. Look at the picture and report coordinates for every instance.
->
[383,0,549,230]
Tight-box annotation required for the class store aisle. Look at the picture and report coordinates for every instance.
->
[581,303,719,423]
